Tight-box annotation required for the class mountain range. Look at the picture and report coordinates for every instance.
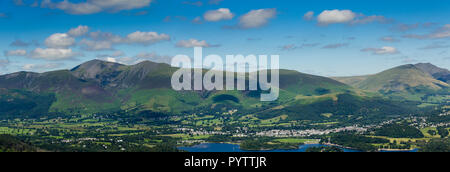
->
[0,60,448,121]
[334,63,449,102]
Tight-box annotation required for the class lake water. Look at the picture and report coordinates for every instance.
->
[179,143,361,152]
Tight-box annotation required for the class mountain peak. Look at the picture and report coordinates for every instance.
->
[414,63,449,74]
[415,62,433,66]
[70,59,125,81]
[336,63,449,95]
[414,63,450,83]
[397,64,417,69]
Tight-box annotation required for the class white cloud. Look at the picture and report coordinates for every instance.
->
[79,39,113,51]
[97,51,128,64]
[22,63,63,71]
[429,24,450,39]
[104,57,117,63]
[30,48,77,60]
[136,52,161,58]
[316,9,387,26]
[176,39,211,48]
[303,11,314,21]
[42,0,153,15]
[125,31,170,45]
[78,30,169,51]
[68,25,89,37]
[98,52,172,65]
[45,33,75,48]
[361,46,399,55]
[317,10,356,25]
[90,0,152,11]
[204,8,234,22]
[403,24,450,39]
[98,56,134,65]
[134,52,173,64]
[97,51,125,58]
[115,57,135,64]
[42,0,102,15]
[22,64,33,70]
[239,8,277,29]
[89,31,123,43]
[5,49,27,56]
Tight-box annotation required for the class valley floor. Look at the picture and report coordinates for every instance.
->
[0,105,449,152]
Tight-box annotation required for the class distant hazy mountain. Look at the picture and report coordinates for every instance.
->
[334,63,449,102]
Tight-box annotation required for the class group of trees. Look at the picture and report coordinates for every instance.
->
[305,146,343,152]
[420,139,450,152]
[0,90,56,118]
[374,124,424,138]
[0,135,36,152]
[326,133,390,152]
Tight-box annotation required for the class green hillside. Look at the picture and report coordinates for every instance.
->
[415,63,450,84]
[0,60,447,121]
[334,64,449,102]
[278,69,351,95]
[0,60,355,116]
[0,89,55,118]
[356,65,447,91]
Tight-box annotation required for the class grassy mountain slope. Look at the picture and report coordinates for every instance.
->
[332,75,369,86]
[278,70,351,95]
[116,68,354,114]
[356,64,447,92]
[415,63,450,84]
[0,69,121,113]
[334,64,449,102]
[0,60,355,116]
[0,89,55,117]
[0,60,434,120]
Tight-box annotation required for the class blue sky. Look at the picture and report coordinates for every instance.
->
[0,0,449,76]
